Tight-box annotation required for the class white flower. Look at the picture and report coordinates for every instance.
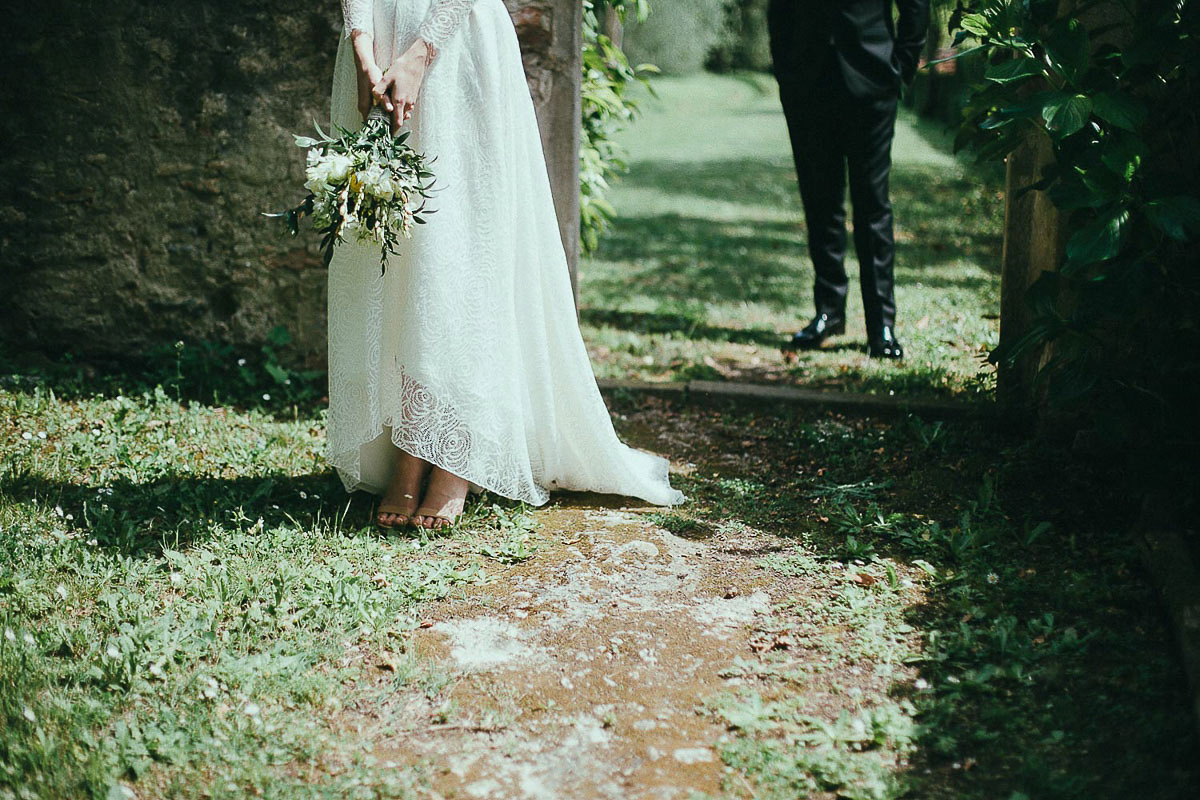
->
[37,431,46,439]
[243,702,261,717]
[22,707,36,723]
[356,164,398,201]
[22,632,34,646]
[326,153,354,181]
[986,572,999,585]
[262,393,271,401]
[106,644,121,660]
[305,152,354,193]
[21,431,32,440]
[87,538,99,547]
[237,358,247,367]
[54,506,64,518]
[4,628,14,641]
[299,491,307,500]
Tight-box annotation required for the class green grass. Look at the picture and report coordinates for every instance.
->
[2,349,1197,798]
[633,399,1198,800]
[0,381,537,799]
[580,72,1003,399]
[0,73,1192,796]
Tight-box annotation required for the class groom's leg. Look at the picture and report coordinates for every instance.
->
[846,93,900,338]
[777,80,849,322]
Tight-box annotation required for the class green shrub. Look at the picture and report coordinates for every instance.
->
[707,0,772,73]
[581,0,656,254]
[622,0,727,75]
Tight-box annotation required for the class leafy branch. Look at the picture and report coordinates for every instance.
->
[949,0,1200,415]
[580,0,658,255]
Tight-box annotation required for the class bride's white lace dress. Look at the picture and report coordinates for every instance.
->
[327,0,683,507]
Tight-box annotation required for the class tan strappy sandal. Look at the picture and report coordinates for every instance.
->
[413,497,466,530]
[376,493,418,529]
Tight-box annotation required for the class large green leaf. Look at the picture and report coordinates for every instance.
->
[999,91,1060,121]
[985,57,1045,84]
[1098,131,1145,182]
[1047,174,1111,211]
[1091,92,1147,131]
[1066,210,1127,266]
[1042,94,1093,137]
[1144,196,1200,241]
[959,13,992,37]
[973,128,1025,162]
[1045,17,1091,82]
[1079,164,1126,201]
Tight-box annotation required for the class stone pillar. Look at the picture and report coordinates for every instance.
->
[0,0,585,361]
[504,0,583,302]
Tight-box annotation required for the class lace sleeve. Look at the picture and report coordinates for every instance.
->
[341,0,373,39]
[418,0,478,55]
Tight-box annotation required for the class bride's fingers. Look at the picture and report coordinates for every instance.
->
[371,80,395,112]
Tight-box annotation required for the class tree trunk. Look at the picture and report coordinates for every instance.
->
[504,0,583,304]
[998,133,1065,411]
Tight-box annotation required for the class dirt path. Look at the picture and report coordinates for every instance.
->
[367,501,786,799]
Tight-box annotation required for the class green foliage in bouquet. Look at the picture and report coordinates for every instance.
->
[268,109,436,272]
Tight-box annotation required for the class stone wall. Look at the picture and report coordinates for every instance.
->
[0,0,579,366]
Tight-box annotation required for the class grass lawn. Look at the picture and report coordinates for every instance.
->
[580,72,1004,401]
[2,355,1197,798]
[0,70,1192,800]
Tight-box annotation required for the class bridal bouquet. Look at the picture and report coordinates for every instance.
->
[268,107,436,272]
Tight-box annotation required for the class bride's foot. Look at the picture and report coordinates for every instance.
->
[413,467,469,530]
[377,450,431,529]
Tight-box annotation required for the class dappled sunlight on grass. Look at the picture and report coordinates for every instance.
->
[613,396,1199,799]
[581,73,1003,400]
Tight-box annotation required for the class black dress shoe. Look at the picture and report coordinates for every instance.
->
[868,326,904,360]
[786,314,846,351]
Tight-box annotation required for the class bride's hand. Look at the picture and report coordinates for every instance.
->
[373,40,433,132]
[350,31,383,121]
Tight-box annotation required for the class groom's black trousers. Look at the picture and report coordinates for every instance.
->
[777,60,899,335]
